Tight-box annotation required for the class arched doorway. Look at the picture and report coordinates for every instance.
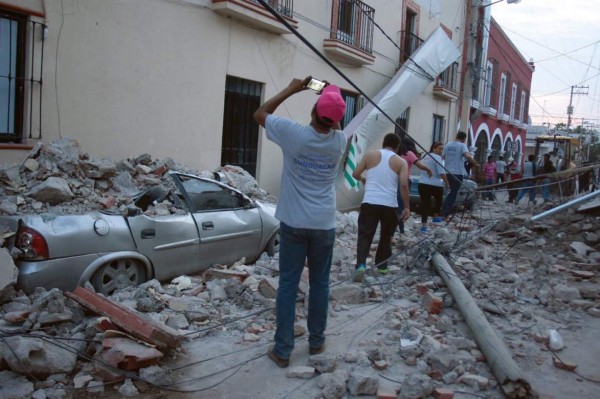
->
[474,132,489,165]
[491,135,502,158]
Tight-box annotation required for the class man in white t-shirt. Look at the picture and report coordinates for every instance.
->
[254,77,347,368]
[440,131,479,218]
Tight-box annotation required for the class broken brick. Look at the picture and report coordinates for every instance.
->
[377,388,397,399]
[67,287,181,349]
[422,291,443,314]
[433,387,455,399]
[204,268,249,282]
[101,337,163,371]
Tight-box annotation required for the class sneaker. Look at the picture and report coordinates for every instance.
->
[267,348,289,368]
[353,264,366,282]
[309,344,325,355]
[432,217,444,223]
[420,226,428,233]
[377,267,389,274]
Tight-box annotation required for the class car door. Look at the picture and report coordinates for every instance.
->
[173,174,263,266]
[127,212,202,281]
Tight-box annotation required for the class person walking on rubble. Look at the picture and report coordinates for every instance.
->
[396,137,432,234]
[540,153,556,203]
[506,156,520,203]
[417,141,449,233]
[352,133,411,282]
[254,76,347,368]
[440,131,479,219]
[482,155,498,201]
[515,154,537,205]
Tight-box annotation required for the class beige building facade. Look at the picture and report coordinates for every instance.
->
[0,0,466,201]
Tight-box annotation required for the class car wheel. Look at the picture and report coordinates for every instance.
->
[91,258,147,296]
[266,230,280,256]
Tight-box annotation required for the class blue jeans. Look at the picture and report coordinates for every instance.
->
[516,180,536,202]
[273,222,336,359]
[441,174,463,217]
[541,178,552,200]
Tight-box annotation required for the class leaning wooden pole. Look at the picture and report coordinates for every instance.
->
[431,253,537,399]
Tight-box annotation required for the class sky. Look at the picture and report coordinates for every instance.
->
[491,0,600,130]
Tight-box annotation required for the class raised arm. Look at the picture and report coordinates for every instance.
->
[253,77,311,127]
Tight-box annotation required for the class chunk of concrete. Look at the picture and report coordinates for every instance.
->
[0,370,35,399]
[399,373,433,399]
[329,283,368,304]
[0,248,18,301]
[28,177,74,205]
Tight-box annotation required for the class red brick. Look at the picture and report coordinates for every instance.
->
[377,388,397,399]
[68,287,181,349]
[416,284,429,295]
[422,291,443,314]
[433,387,454,399]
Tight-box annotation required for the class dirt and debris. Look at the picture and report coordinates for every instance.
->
[1,138,600,398]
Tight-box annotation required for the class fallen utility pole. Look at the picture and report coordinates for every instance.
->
[431,253,537,399]
[531,189,600,222]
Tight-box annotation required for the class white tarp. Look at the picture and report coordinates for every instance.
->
[336,27,460,209]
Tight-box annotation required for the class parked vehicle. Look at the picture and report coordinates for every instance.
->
[408,174,477,212]
[1,172,280,295]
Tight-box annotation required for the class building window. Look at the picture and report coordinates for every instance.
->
[340,91,362,130]
[330,0,375,53]
[498,73,506,115]
[221,76,262,177]
[394,108,410,138]
[483,61,493,107]
[519,90,526,122]
[436,62,458,92]
[0,10,44,143]
[509,83,517,119]
[401,9,423,63]
[432,115,444,144]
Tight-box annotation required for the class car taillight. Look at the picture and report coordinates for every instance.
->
[16,226,49,260]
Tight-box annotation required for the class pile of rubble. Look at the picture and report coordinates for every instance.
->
[0,137,274,217]
[1,138,600,398]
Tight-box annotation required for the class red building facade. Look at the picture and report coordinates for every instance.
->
[469,17,534,167]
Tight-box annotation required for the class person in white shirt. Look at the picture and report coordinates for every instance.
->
[418,142,449,232]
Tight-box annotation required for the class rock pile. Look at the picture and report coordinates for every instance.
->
[0,137,273,217]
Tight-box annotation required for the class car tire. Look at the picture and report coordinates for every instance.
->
[91,258,147,296]
[266,230,280,257]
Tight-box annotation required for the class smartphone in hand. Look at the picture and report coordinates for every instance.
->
[305,78,326,93]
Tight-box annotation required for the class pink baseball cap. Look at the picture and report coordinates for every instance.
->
[316,85,346,125]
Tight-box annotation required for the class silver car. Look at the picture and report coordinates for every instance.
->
[1,172,280,295]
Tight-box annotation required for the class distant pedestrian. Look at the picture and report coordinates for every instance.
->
[507,157,520,203]
[440,131,479,219]
[352,133,410,282]
[495,155,507,184]
[396,137,431,233]
[417,142,449,232]
[515,154,537,205]
[482,155,497,200]
[254,76,347,368]
[540,153,556,202]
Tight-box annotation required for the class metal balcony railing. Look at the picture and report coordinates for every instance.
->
[247,0,293,18]
[330,0,374,54]
[400,31,424,63]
